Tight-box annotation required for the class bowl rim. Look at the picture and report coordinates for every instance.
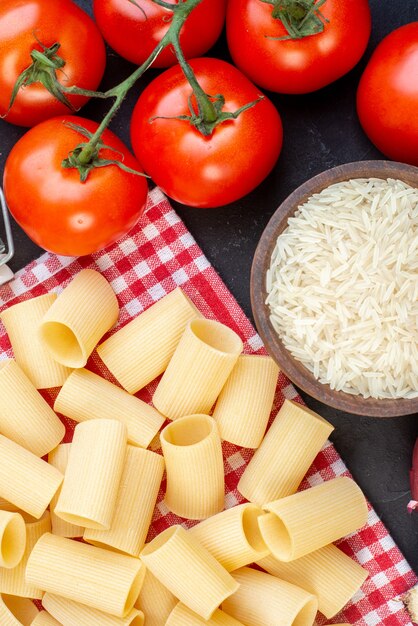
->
[251,160,418,417]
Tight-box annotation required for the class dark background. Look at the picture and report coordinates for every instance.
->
[1,0,417,572]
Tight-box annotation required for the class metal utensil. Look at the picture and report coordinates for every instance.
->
[0,187,14,285]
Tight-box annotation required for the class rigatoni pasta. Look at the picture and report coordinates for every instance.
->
[223,567,318,626]
[0,511,26,568]
[0,594,39,626]
[160,415,224,519]
[97,288,201,393]
[54,369,164,449]
[84,446,164,556]
[259,476,368,561]
[39,270,119,368]
[0,360,65,457]
[48,444,84,538]
[188,503,269,571]
[25,533,145,618]
[31,611,62,626]
[0,271,377,626]
[0,294,71,389]
[238,399,334,504]
[55,420,127,530]
[0,511,51,599]
[0,436,63,519]
[212,355,279,448]
[42,593,145,625]
[153,319,243,420]
[134,570,177,626]
[0,293,71,389]
[0,500,18,512]
[257,544,368,618]
[166,603,245,625]
[140,525,239,620]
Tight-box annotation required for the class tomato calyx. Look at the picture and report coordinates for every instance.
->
[61,122,147,183]
[169,17,265,137]
[259,0,329,39]
[152,92,265,136]
[7,40,75,115]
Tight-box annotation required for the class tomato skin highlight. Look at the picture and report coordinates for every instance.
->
[0,0,106,127]
[3,116,148,256]
[130,58,283,208]
[93,0,226,68]
[226,0,371,94]
[357,22,418,167]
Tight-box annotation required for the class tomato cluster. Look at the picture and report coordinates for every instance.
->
[1,0,417,256]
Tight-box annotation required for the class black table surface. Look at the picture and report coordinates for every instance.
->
[1,0,418,575]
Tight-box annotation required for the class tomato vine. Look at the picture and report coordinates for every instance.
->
[20,0,262,180]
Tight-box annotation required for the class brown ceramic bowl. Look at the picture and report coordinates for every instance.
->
[251,160,418,417]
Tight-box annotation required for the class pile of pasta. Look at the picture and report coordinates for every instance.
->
[0,269,369,626]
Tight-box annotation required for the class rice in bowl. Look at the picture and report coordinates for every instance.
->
[266,178,418,400]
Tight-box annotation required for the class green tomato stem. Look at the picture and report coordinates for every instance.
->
[259,0,328,39]
[77,39,166,164]
[77,0,209,165]
[70,0,262,177]
[172,38,218,124]
[8,41,74,113]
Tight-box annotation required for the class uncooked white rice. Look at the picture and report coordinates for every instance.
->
[266,178,418,400]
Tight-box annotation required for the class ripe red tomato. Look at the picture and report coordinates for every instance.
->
[93,0,226,68]
[357,22,418,166]
[3,116,148,256]
[226,0,371,94]
[130,58,283,208]
[0,0,106,127]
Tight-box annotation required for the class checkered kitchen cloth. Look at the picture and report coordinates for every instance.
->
[0,187,416,625]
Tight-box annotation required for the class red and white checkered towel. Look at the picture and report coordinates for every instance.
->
[0,187,416,625]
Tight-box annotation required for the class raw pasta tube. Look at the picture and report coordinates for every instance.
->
[31,612,62,626]
[188,503,269,571]
[54,369,164,449]
[42,593,145,625]
[84,446,164,556]
[0,360,65,457]
[238,399,334,505]
[223,567,318,626]
[212,355,279,448]
[0,294,70,389]
[153,319,243,420]
[0,511,51,599]
[48,445,84,538]
[134,569,177,626]
[0,500,18,512]
[160,415,224,519]
[166,603,245,626]
[39,270,119,368]
[0,511,26,568]
[258,544,368,619]
[140,525,239,620]
[259,476,368,562]
[25,533,145,618]
[0,436,63,519]
[97,287,201,393]
[55,420,127,530]
[0,595,39,626]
